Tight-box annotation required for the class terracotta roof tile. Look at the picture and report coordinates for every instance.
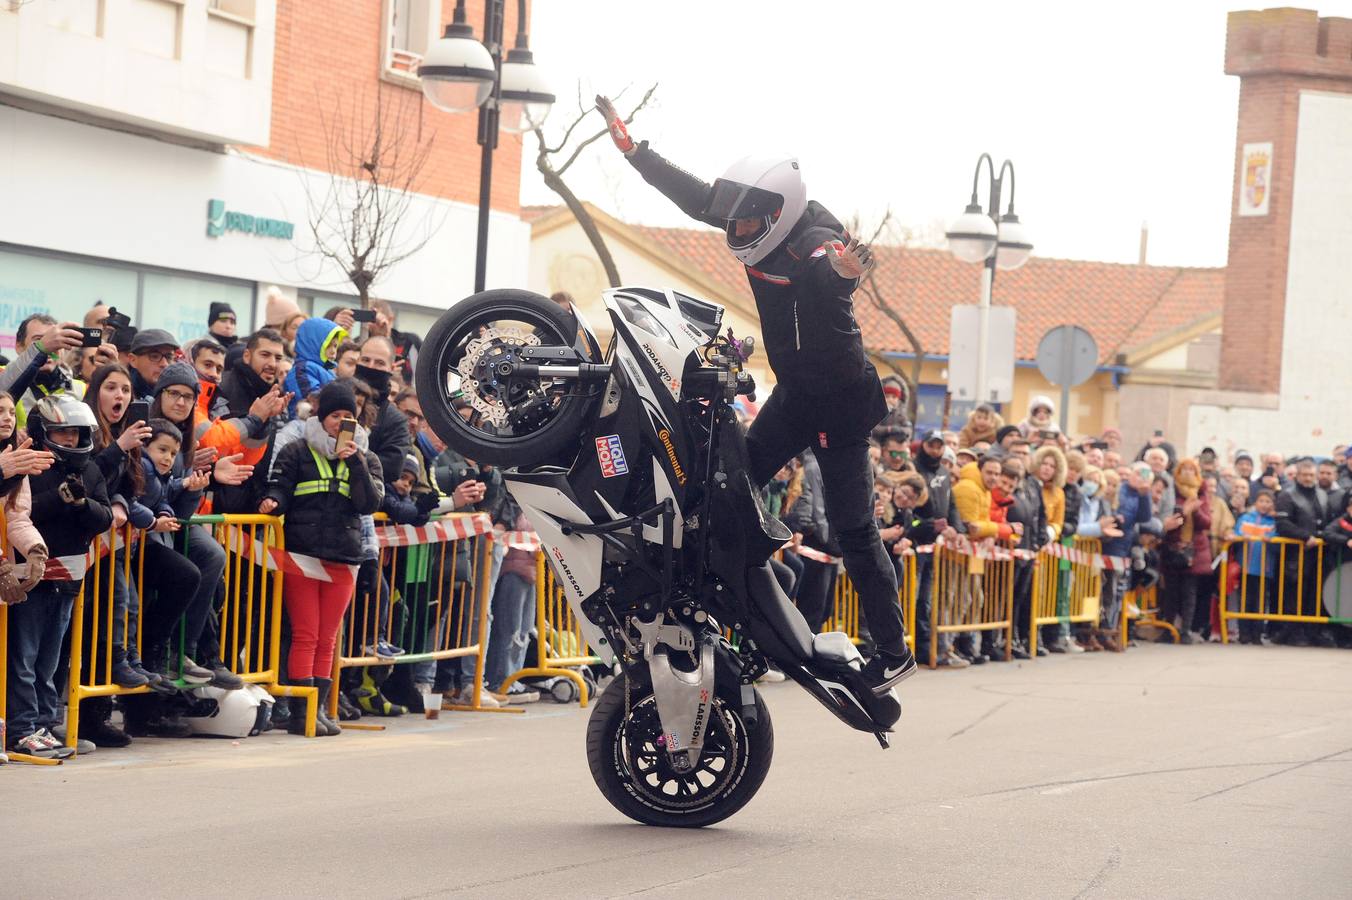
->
[630,223,1224,364]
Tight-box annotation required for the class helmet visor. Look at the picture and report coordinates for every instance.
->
[705,179,783,221]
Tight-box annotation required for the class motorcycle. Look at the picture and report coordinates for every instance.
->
[416,286,902,827]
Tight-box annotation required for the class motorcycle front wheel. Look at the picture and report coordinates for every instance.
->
[586,673,773,828]
[415,288,597,469]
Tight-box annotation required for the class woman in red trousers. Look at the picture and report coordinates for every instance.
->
[259,381,382,735]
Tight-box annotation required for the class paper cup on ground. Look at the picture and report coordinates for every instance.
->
[423,692,441,719]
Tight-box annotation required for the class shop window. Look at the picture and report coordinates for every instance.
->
[0,248,136,352]
[141,272,253,346]
[383,0,441,83]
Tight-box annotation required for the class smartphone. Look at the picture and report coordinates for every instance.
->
[1092,440,1110,450]
[337,416,358,452]
[351,309,377,323]
[77,327,103,348]
[1153,429,1164,438]
[127,400,151,430]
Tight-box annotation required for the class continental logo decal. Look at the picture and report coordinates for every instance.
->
[657,428,687,485]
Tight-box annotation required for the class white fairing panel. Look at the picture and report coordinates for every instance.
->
[503,480,613,662]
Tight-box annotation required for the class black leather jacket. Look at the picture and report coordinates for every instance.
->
[627,142,885,438]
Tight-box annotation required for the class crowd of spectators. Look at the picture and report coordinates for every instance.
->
[1,292,538,761]
[758,387,1352,671]
[6,300,1350,761]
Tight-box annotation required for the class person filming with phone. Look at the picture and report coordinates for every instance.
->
[258,381,383,736]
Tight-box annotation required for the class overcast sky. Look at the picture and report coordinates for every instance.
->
[521,0,1352,268]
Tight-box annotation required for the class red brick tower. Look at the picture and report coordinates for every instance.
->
[1219,8,1352,393]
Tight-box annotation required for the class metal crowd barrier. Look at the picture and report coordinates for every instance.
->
[929,540,1015,667]
[333,513,510,718]
[828,554,917,656]
[1218,536,1351,641]
[497,551,603,707]
[64,515,308,748]
[1122,584,1174,644]
[1028,536,1103,655]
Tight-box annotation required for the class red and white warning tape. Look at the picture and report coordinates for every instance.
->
[45,528,129,582]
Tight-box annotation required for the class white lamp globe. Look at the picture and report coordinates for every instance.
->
[946,206,998,264]
[418,24,495,114]
[995,213,1033,271]
[498,49,554,134]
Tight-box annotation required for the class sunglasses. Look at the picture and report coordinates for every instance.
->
[887,450,908,459]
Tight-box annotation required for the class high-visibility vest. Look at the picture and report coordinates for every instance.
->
[293,447,350,498]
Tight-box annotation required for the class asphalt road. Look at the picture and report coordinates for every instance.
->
[5,642,1351,899]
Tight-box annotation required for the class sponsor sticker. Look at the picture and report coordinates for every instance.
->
[818,431,829,449]
[596,434,629,478]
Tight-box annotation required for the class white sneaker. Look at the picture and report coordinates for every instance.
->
[1065,639,1085,654]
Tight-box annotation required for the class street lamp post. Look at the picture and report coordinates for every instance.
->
[418,0,554,293]
[945,154,1033,404]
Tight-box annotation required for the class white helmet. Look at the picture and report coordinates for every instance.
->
[182,683,273,738]
[705,154,807,266]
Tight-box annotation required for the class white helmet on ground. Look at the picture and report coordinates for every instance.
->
[705,154,807,267]
[183,683,273,738]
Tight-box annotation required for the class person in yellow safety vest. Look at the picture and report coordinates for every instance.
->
[259,381,383,737]
[0,315,103,429]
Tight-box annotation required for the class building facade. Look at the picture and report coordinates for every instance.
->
[0,0,529,349]
[1186,8,1352,456]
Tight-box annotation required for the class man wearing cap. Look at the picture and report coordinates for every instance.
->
[206,302,239,349]
[128,329,179,399]
[1337,446,1352,494]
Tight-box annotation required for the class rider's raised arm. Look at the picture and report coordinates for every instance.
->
[596,94,725,229]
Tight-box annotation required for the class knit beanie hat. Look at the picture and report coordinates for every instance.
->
[402,453,421,478]
[155,361,200,398]
[264,287,302,329]
[317,380,358,420]
[208,301,236,325]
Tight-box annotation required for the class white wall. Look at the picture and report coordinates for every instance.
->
[0,0,276,146]
[0,106,530,315]
[1187,90,1352,456]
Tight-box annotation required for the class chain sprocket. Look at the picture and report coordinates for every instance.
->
[455,326,541,427]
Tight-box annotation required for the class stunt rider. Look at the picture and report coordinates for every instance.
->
[595,97,916,694]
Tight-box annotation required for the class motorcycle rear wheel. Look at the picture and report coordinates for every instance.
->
[586,673,773,828]
[415,288,596,469]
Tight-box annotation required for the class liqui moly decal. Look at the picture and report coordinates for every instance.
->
[596,434,629,478]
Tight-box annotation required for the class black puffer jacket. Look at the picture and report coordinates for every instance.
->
[264,434,384,564]
[627,142,885,438]
[913,449,965,536]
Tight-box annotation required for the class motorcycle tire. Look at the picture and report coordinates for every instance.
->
[586,673,773,828]
[416,288,596,470]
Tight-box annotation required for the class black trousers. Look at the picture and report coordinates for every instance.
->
[746,393,905,656]
[794,556,838,635]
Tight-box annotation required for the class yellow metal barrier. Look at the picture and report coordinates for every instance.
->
[334,515,515,717]
[64,515,307,749]
[497,551,602,706]
[1028,537,1103,655]
[829,555,917,655]
[1122,584,1175,645]
[929,541,1014,667]
[1218,536,1347,642]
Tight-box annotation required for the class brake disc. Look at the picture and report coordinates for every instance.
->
[455,326,541,427]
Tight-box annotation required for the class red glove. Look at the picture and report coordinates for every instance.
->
[595,95,636,156]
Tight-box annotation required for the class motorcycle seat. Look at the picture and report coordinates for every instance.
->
[812,632,862,666]
[745,563,814,661]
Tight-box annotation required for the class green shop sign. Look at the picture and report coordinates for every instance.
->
[206,199,295,240]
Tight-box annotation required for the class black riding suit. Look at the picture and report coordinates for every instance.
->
[626,142,904,656]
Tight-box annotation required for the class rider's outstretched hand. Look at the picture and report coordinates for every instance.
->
[825,237,874,280]
[595,95,637,156]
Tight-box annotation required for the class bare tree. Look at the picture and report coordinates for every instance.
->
[850,210,927,420]
[531,84,658,288]
[299,86,437,308]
